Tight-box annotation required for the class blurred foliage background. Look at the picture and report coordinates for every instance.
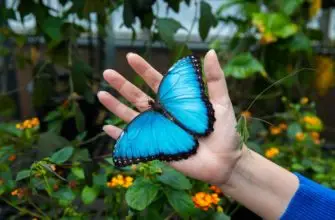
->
[0,0,335,219]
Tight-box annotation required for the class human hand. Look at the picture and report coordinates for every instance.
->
[97,50,242,185]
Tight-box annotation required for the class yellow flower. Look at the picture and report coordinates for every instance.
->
[270,126,282,135]
[300,97,309,105]
[303,115,323,131]
[265,147,280,159]
[16,117,40,130]
[295,132,305,141]
[107,175,133,188]
[217,205,224,213]
[260,32,277,45]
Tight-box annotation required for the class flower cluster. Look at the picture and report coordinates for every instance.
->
[209,185,223,195]
[295,132,305,141]
[11,188,27,198]
[270,123,287,135]
[107,175,133,188]
[8,154,16,161]
[303,115,323,131]
[16,117,40,130]
[265,147,280,159]
[192,192,220,211]
[310,132,321,145]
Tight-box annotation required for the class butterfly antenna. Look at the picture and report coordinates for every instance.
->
[245,68,315,113]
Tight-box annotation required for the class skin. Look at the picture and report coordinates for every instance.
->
[97,50,299,220]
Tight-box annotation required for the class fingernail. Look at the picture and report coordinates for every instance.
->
[208,49,216,56]
[126,52,135,58]
[102,125,108,132]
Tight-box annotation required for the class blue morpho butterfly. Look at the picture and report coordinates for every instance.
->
[113,55,216,167]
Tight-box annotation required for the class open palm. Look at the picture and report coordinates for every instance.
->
[97,50,242,185]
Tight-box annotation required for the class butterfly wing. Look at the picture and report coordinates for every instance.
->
[113,110,198,167]
[158,55,215,137]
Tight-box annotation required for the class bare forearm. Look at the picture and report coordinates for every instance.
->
[221,146,299,219]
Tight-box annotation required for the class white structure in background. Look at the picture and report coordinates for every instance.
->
[5,0,238,48]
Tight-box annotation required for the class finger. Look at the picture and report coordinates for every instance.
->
[103,125,122,139]
[204,49,230,103]
[103,69,152,111]
[97,91,139,122]
[127,53,163,92]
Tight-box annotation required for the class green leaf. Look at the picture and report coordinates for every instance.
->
[37,132,71,158]
[53,188,76,206]
[50,146,74,164]
[213,212,231,220]
[281,32,312,53]
[224,53,266,79]
[41,16,63,42]
[74,103,85,132]
[93,173,107,186]
[165,188,197,218]
[199,1,218,41]
[126,178,159,211]
[163,0,181,12]
[279,0,304,16]
[71,167,85,179]
[287,123,302,139]
[156,18,183,48]
[16,170,31,181]
[235,116,249,149]
[81,185,99,205]
[216,0,244,15]
[71,57,92,95]
[123,0,135,27]
[0,95,16,117]
[105,157,115,165]
[252,13,298,38]
[72,149,90,162]
[157,167,192,190]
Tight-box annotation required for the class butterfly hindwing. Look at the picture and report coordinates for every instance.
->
[113,110,198,167]
[158,56,215,136]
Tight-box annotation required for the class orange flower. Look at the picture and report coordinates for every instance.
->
[241,111,252,119]
[209,185,223,194]
[11,188,26,198]
[310,132,321,145]
[279,123,288,130]
[265,147,280,159]
[192,192,221,211]
[8,155,16,161]
[295,132,305,141]
[270,126,281,135]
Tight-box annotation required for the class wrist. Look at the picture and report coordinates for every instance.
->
[219,145,299,219]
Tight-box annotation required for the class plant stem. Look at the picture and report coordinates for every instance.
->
[1,198,44,219]
[28,198,51,220]
[164,211,176,220]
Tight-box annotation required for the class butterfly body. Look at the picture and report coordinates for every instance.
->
[113,55,215,167]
